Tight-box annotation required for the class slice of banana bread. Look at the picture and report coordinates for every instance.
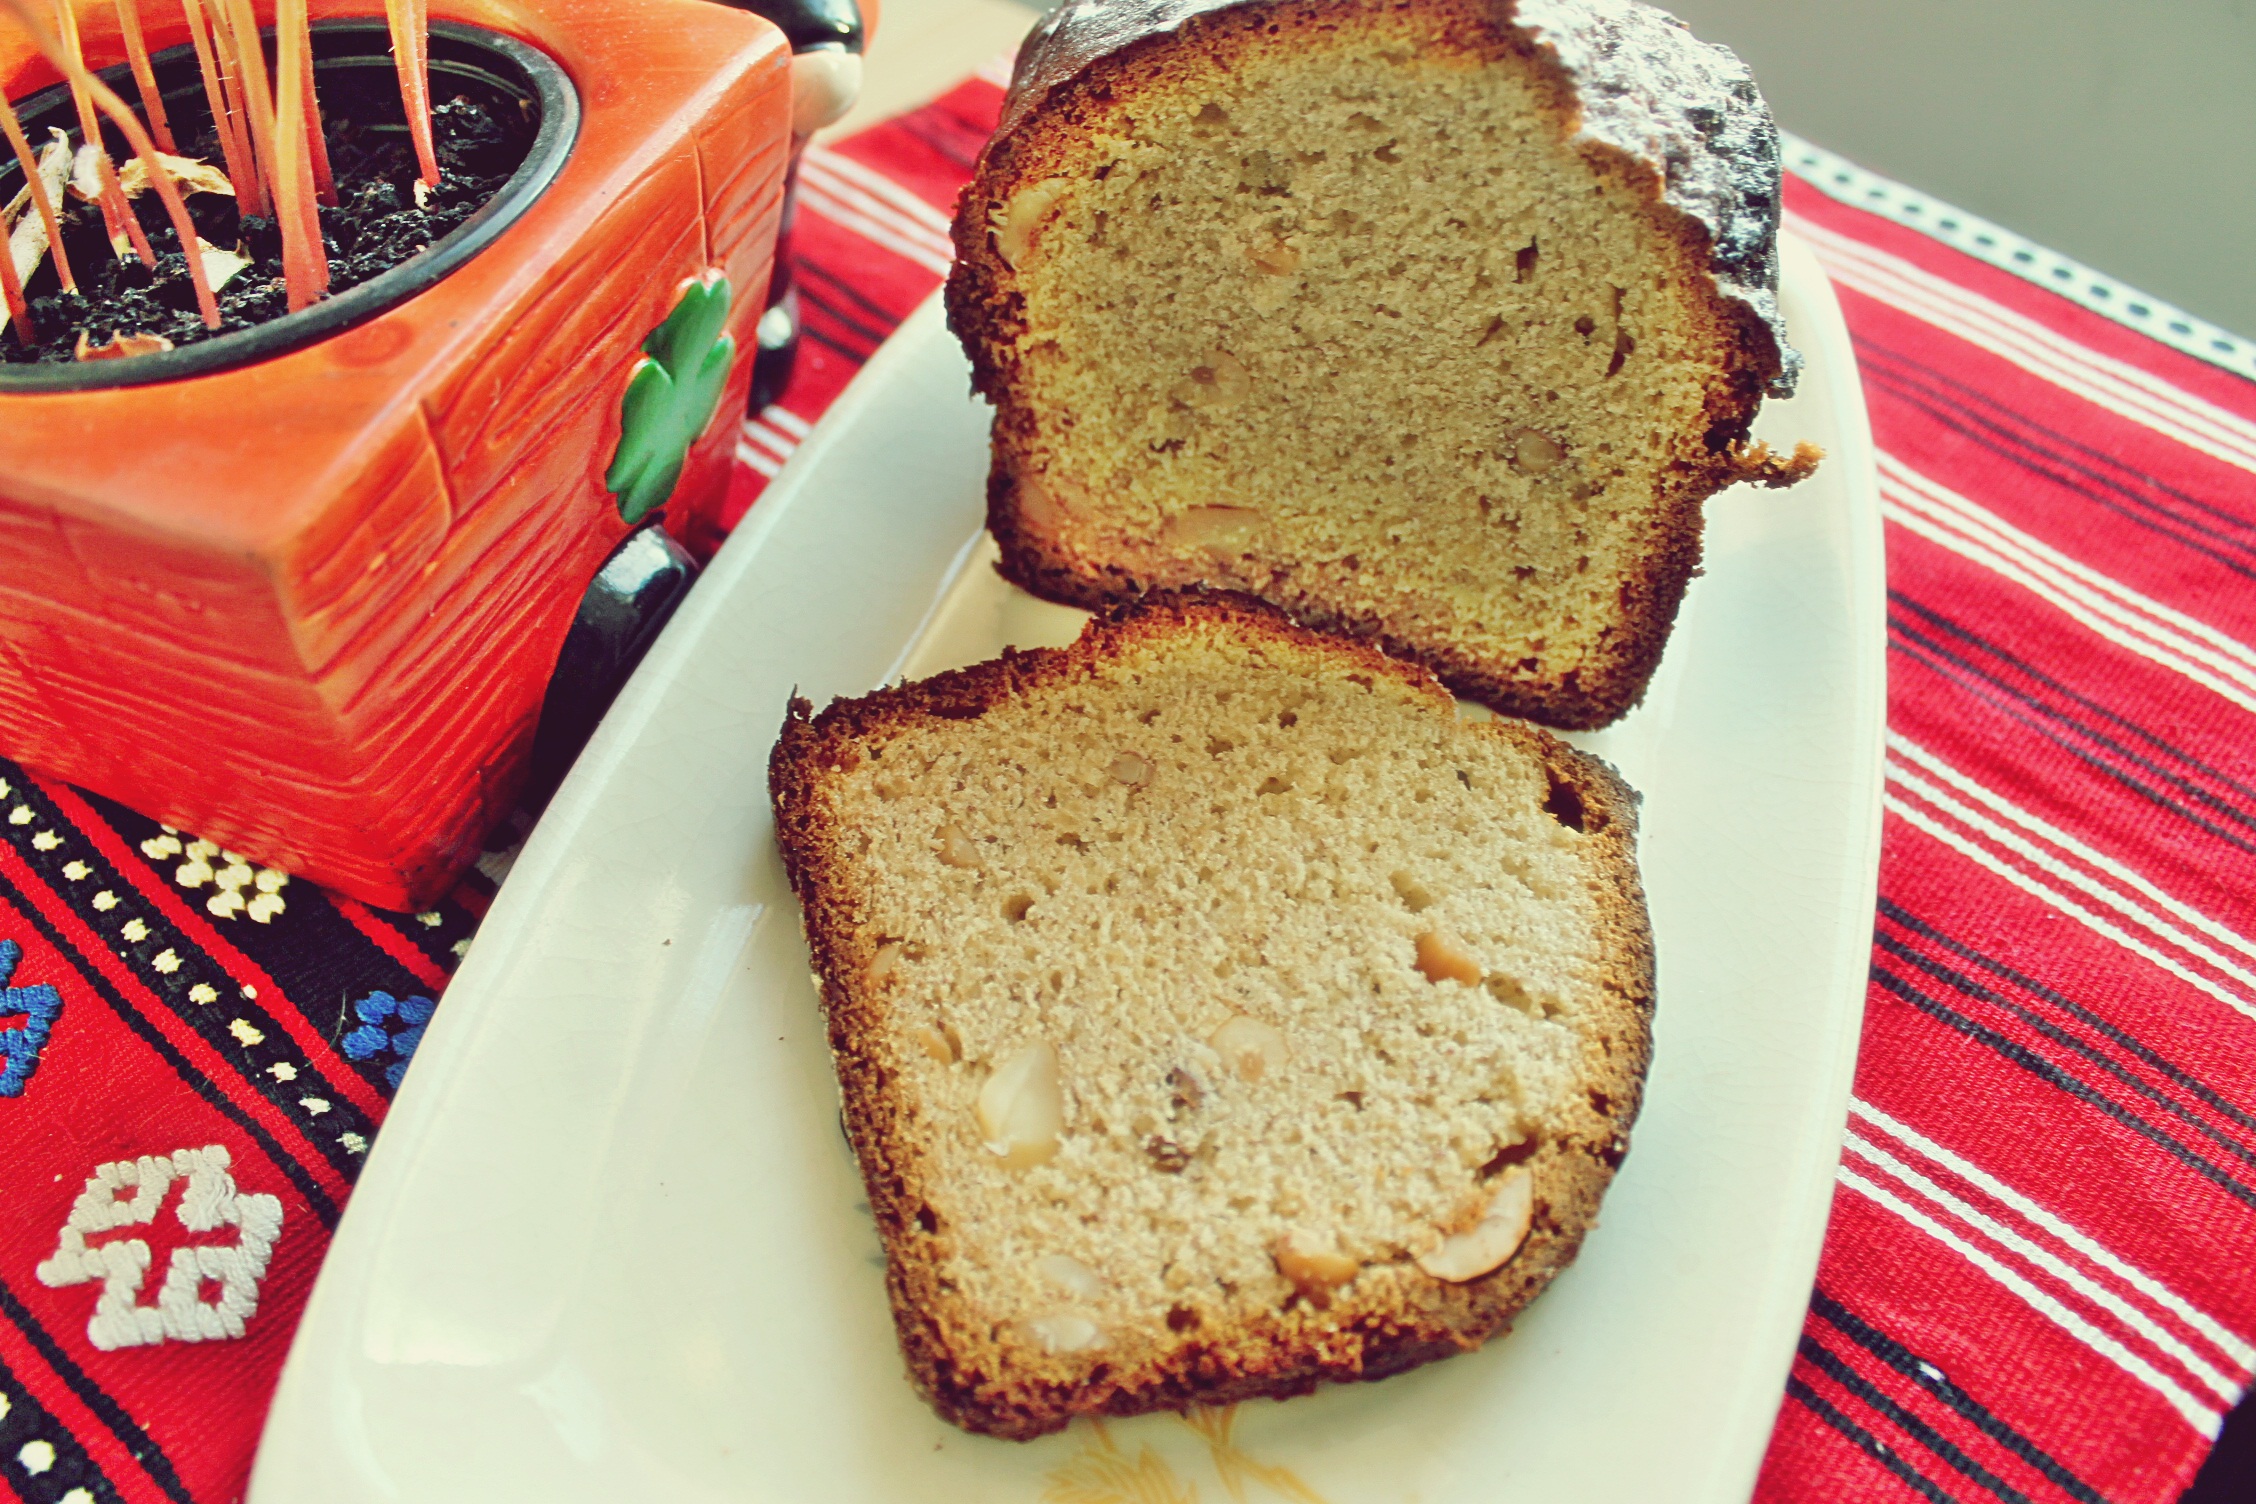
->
[947,0,1819,730]
[770,592,1654,1438]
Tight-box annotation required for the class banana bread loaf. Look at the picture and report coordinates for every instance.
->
[947,0,1817,729]
[770,591,1654,1437]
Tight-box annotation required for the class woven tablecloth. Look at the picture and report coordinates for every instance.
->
[3,65,2253,1504]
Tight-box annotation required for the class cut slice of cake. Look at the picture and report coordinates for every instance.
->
[770,592,1654,1438]
[947,0,1820,730]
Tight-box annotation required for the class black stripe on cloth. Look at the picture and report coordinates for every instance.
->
[0,1280,187,1504]
[1889,594,2256,820]
[1857,337,2256,580]
[791,276,891,354]
[1868,959,2256,1211]
[1888,597,2256,859]
[796,255,921,338]
[1875,930,2256,1172]
[886,102,995,172]
[1811,1289,2112,1504]
[1882,897,2256,1144]
[2,778,387,1168]
[0,1348,126,1504]
[797,313,878,365]
[1861,332,2256,547]
[0,865,340,1228]
[1787,1374,1964,1503]
[351,898,475,979]
[77,787,459,1080]
[1799,1336,2033,1503]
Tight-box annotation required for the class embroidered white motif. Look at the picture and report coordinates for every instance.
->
[35,1146,284,1351]
[142,830,291,922]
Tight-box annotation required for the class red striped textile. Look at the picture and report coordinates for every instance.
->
[1,63,2249,1504]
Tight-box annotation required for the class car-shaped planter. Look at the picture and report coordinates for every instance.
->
[0,0,798,909]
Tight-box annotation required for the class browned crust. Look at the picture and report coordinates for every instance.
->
[944,0,1812,731]
[769,591,1656,1439]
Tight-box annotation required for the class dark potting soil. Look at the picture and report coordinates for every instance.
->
[2,87,532,365]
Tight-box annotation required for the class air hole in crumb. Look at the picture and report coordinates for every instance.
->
[1146,1136,1192,1173]
[1589,1089,1613,1115]
[916,1204,941,1233]
[1389,870,1436,912]
[1478,1139,1541,1178]
[1543,775,1587,831]
[1206,736,1235,756]
[1167,1305,1200,1332]
[1486,974,1535,1012]
[1337,1090,1364,1110]
[1456,769,1473,788]
[1515,241,1539,280]
[1373,142,1401,163]
[1003,894,1035,922]
[1278,709,1298,728]
[1607,330,1635,377]
[1257,776,1294,796]
[1194,102,1228,126]
[1574,314,1596,337]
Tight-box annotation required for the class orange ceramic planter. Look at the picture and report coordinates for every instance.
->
[0,0,792,908]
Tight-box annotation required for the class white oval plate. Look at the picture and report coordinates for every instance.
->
[252,235,1883,1504]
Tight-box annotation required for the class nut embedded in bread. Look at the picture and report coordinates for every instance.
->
[949,0,1820,730]
[769,592,1655,1439]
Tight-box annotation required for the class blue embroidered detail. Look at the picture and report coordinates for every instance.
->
[339,990,436,1091]
[0,939,64,1098]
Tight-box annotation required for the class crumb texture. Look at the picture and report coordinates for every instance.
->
[951,0,1811,729]
[771,594,1654,1437]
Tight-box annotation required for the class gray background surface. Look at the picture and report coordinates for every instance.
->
[857,0,2256,340]
[1660,0,2255,341]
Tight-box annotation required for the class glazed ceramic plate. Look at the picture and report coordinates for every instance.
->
[251,235,1883,1504]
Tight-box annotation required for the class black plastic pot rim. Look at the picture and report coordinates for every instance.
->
[0,18,580,394]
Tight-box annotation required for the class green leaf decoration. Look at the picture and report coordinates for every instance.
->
[605,274,737,525]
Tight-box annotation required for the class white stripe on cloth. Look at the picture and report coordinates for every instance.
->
[804,147,956,236]
[1888,756,2256,1001]
[734,441,782,478]
[1854,1098,2256,1373]
[1881,454,2256,718]
[1839,1165,2224,1437]
[1791,213,2256,477]
[1884,791,2256,1022]
[974,51,1016,90]
[797,180,955,276]
[759,405,813,439]
[741,418,799,465]
[1845,1132,2244,1407]
[1892,735,2256,973]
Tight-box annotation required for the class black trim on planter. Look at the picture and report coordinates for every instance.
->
[711,0,864,55]
[522,524,699,813]
[0,20,579,393]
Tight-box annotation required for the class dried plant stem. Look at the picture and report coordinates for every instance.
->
[271,0,327,310]
[54,0,154,265]
[294,6,334,205]
[197,0,265,215]
[179,0,258,211]
[0,0,219,325]
[0,217,34,344]
[0,89,73,291]
[112,0,174,152]
[217,0,282,217]
[384,0,438,187]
